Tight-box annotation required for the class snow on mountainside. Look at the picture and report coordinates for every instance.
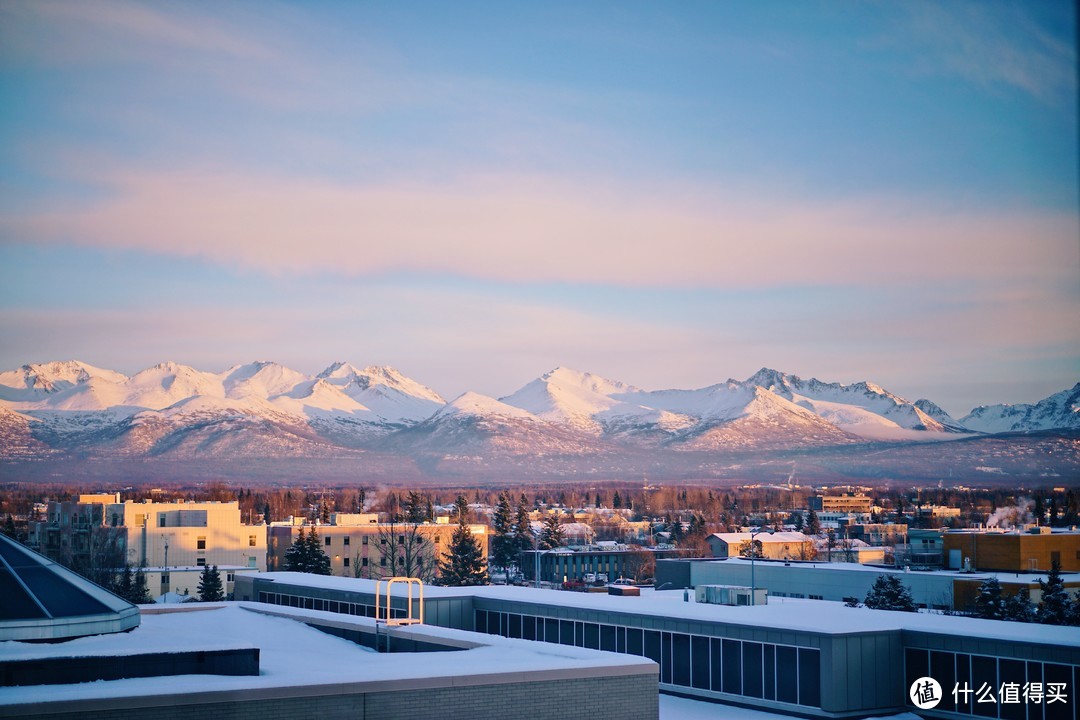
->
[961,383,1080,433]
[1,360,1077,467]
[380,391,602,457]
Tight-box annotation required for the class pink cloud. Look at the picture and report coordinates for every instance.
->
[4,169,1076,290]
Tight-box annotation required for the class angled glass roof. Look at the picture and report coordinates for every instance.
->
[0,534,139,640]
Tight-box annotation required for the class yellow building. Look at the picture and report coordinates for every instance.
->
[943,528,1080,572]
[268,517,488,581]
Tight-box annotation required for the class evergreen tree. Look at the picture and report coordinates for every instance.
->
[197,564,225,602]
[283,527,331,575]
[973,577,1004,620]
[490,493,517,575]
[454,495,470,523]
[2,514,17,539]
[1002,586,1036,623]
[791,511,804,532]
[403,491,428,524]
[805,509,822,536]
[863,574,917,612]
[514,494,534,554]
[131,567,153,604]
[117,564,134,601]
[594,493,601,509]
[538,512,566,550]
[613,491,622,510]
[438,513,488,586]
[1037,559,1071,625]
[305,527,332,575]
[283,527,308,572]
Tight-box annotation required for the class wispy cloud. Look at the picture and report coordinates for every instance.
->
[895,1,1076,104]
[4,168,1075,290]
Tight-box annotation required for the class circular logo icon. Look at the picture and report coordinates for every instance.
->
[910,677,942,709]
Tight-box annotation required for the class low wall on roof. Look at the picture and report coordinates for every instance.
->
[0,648,259,688]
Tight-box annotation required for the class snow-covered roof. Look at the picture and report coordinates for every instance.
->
[0,602,648,707]
[253,572,1080,645]
[710,532,810,544]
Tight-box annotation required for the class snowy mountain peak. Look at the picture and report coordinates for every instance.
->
[961,383,1080,433]
[744,367,795,390]
[436,391,538,420]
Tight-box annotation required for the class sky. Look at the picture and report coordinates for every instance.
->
[0,0,1077,417]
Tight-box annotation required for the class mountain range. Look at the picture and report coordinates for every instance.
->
[1,361,1077,483]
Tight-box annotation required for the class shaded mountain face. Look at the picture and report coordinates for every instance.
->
[961,383,1080,434]
[1,361,1076,480]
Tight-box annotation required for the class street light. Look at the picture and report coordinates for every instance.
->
[162,537,170,600]
[748,527,774,606]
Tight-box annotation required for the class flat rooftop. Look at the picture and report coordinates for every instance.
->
[253,572,1080,645]
[0,602,648,709]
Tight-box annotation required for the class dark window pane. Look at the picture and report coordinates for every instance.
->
[522,616,536,641]
[627,628,643,656]
[546,617,559,644]
[744,642,763,698]
[661,632,672,684]
[798,648,821,708]
[932,651,957,714]
[475,610,488,634]
[1026,662,1043,720]
[692,636,710,690]
[907,648,931,706]
[998,659,1024,720]
[560,620,575,646]
[764,644,776,700]
[600,625,616,652]
[644,630,661,665]
[723,639,742,695]
[711,638,724,692]
[585,623,600,650]
[508,613,522,639]
[1044,664,1071,720]
[971,655,998,718]
[616,627,626,654]
[777,646,798,704]
[673,633,691,687]
[955,654,972,715]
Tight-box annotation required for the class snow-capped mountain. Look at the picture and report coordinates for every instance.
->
[379,391,604,457]
[1,360,1076,473]
[961,383,1080,433]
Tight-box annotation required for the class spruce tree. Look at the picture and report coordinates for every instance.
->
[438,514,488,586]
[197,564,225,602]
[490,493,516,576]
[131,567,153,604]
[805,509,822,536]
[791,511,804,532]
[973,577,1004,620]
[283,527,308,572]
[1002,586,1036,623]
[1037,559,1070,625]
[864,574,917,612]
[514,494,534,554]
[539,512,565,550]
[305,527,332,575]
[612,491,622,510]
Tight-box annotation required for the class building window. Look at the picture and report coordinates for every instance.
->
[161,573,169,586]
[248,556,256,568]
[158,513,167,527]
[362,536,368,545]
[362,558,368,567]
[197,558,206,567]
[325,536,332,546]
[343,536,350,546]
[434,535,440,544]
[197,536,206,550]
[227,572,235,582]
[344,558,350,568]
[380,558,387,566]
[249,535,256,547]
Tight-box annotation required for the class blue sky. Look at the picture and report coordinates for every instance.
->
[1,0,1077,416]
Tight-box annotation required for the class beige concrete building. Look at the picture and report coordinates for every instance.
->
[30,495,266,600]
[267,515,488,581]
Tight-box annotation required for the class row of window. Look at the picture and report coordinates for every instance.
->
[905,648,1077,720]
[258,591,407,619]
[315,535,441,546]
[475,609,821,707]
